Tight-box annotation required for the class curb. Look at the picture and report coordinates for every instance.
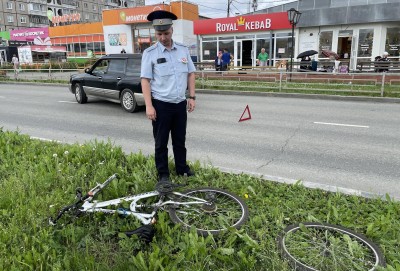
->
[217,166,400,201]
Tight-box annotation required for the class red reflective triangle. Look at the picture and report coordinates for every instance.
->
[239,105,252,122]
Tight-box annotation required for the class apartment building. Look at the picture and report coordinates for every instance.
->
[0,0,145,31]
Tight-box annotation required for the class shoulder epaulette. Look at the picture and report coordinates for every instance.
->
[174,42,188,48]
[144,43,158,53]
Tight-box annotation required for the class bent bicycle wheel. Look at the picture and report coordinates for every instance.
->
[277,222,385,271]
[168,187,249,236]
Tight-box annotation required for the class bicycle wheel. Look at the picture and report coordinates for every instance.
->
[168,187,249,236]
[277,222,386,271]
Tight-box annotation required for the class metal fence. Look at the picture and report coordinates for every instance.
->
[195,70,400,97]
[1,68,400,98]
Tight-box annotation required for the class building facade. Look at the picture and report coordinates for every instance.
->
[0,0,145,32]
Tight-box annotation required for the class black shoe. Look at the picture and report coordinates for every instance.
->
[158,175,170,183]
[178,170,195,177]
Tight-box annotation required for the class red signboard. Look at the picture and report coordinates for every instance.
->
[194,12,291,35]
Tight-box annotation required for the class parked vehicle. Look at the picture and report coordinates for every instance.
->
[69,54,144,113]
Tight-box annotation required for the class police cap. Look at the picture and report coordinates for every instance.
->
[147,10,177,31]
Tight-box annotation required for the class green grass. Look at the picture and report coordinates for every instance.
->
[0,129,400,271]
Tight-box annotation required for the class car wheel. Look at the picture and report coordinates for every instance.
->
[120,89,138,113]
[74,83,87,104]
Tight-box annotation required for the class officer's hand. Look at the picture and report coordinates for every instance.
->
[187,99,195,113]
[146,106,156,121]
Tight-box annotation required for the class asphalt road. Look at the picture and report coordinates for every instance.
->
[1,83,399,200]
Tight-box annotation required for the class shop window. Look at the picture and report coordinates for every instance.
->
[218,40,234,60]
[385,27,400,57]
[357,29,373,58]
[318,31,333,58]
[275,37,291,59]
[80,43,87,53]
[202,41,217,61]
[256,39,271,59]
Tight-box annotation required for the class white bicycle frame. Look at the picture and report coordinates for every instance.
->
[79,174,208,225]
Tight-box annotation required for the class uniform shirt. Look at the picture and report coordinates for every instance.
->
[141,41,196,103]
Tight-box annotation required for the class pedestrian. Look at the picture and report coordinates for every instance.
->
[256,48,269,70]
[121,48,126,53]
[215,50,223,71]
[140,10,196,186]
[221,48,232,71]
[11,54,19,74]
[376,51,390,72]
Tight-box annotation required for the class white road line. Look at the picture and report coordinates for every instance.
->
[30,136,62,143]
[58,101,77,103]
[314,121,369,128]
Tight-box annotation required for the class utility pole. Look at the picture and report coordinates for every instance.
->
[252,0,258,13]
[227,0,233,17]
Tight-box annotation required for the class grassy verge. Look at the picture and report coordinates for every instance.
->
[1,129,399,270]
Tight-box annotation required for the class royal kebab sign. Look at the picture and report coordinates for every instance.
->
[194,12,291,35]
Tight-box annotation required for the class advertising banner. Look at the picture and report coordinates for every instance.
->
[10,27,49,42]
[194,12,291,35]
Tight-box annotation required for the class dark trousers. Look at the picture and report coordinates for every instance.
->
[152,99,189,177]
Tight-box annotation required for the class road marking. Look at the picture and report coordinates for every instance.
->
[30,136,62,143]
[314,121,369,128]
[58,101,77,103]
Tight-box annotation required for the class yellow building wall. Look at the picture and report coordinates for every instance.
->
[171,1,199,21]
[49,22,104,37]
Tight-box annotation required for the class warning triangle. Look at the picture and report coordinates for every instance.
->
[239,105,252,122]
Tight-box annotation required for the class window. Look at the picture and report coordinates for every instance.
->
[7,15,14,23]
[385,27,400,57]
[20,17,27,24]
[315,0,330,8]
[108,59,125,74]
[7,2,13,9]
[85,14,89,20]
[84,3,88,8]
[19,3,25,11]
[92,59,108,74]
[357,29,373,57]
[202,41,218,61]
[93,4,97,11]
[126,58,141,76]
[319,31,333,58]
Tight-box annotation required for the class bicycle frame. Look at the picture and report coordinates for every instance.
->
[60,173,209,225]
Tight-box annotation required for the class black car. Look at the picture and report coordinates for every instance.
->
[69,54,144,113]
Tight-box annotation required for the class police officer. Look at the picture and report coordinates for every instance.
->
[141,10,196,184]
